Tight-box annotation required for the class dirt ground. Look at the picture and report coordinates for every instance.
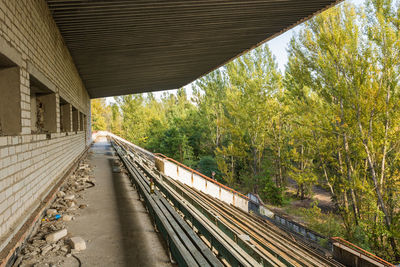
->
[286,179,335,213]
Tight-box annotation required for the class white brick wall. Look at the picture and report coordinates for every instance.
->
[0,131,87,244]
[0,0,90,249]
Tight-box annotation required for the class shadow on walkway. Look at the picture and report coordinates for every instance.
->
[109,146,171,267]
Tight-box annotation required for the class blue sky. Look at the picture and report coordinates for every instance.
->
[269,0,365,72]
[106,0,366,103]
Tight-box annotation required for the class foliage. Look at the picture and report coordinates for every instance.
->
[284,201,345,240]
[91,0,400,261]
[91,98,109,131]
[198,156,219,179]
[261,175,283,205]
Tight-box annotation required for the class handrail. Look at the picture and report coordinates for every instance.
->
[331,237,393,266]
[154,153,250,200]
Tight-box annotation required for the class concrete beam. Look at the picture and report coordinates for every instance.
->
[0,35,23,67]
[27,62,56,93]
[47,0,341,98]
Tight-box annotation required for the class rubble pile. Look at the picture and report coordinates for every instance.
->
[15,160,95,267]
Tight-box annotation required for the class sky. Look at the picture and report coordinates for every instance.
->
[106,0,366,104]
[269,0,365,71]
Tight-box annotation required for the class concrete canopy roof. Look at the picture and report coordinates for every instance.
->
[47,0,340,98]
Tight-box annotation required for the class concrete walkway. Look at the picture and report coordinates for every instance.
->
[65,137,172,266]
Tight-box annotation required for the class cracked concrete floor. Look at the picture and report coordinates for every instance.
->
[64,138,172,267]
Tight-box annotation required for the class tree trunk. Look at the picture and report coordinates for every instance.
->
[380,86,390,188]
[252,146,258,193]
[340,99,360,224]
[337,146,351,233]
[278,145,283,188]
[356,111,398,257]
[322,164,335,197]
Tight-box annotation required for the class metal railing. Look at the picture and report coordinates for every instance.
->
[331,237,394,267]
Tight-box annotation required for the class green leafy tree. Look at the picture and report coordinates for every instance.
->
[216,45,282,192]
[286,1,400,259]
[91,98,109,131]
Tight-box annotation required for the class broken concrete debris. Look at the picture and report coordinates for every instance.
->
[15,160,94,266]
[63,194,75,201]
[45,209,57,216]
[62,215,73,222]
[69,237,86,251]
[45,229,67,243]
[56,191,65,198]
[40,245,52,256]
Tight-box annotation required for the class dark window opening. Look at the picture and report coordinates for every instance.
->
[60,97,71,132]
[72,106,79,132]
[30,76,56,134]
[0,55,20,136]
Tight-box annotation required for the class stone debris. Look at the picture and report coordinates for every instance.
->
[15,160,94,266]
[69,236,86,251]
[46,229,67,243]
[66,206,77,212]
[40,245,52,255]
[79,164,89,170]
[62,214,73,222]
[64,194,75,201]
[46,209,57,216]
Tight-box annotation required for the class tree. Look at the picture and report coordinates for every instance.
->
[91,98,109,131]
[286,1,400,259]
[216,45,282,192]
[110,103,122,136]
[193,70,227,152]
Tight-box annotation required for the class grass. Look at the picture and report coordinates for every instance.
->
[266,192,345,239]
[283,203,345,238]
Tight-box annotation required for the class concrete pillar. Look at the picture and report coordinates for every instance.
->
[79,112,84,131]
[88,104,92,144]
[56,94,60,133]
[0,67,21,135]
[83,114,87,132]
[30,92,38,133]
